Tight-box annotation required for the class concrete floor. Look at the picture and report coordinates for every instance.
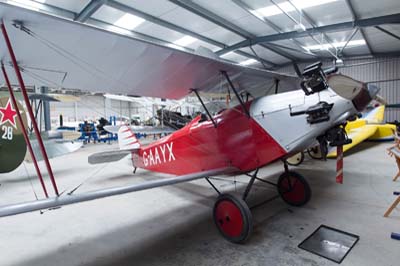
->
[0,141,399,266]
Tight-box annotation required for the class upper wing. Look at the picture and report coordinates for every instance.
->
[0,3,298,99]
[327,124,378,158]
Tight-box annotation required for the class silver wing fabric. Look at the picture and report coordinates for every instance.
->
[0,3,298,100]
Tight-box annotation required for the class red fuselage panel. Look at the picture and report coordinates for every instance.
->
[133,105,286,175]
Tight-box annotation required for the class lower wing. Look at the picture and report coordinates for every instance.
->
[0,167,237,218]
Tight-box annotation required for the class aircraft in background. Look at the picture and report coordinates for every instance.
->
[327,105,396,158]
[0,4,382,244]
[0,96,81,173]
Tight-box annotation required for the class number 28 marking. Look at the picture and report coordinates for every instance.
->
[1,126,13,140]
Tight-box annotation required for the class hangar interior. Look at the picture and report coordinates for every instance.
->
[0,0,400,265]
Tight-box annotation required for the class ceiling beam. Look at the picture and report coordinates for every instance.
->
[344,0,374,55]
[231,0,317,58]
[277,52,400,69]
[106,0,276,67]
[168,0,250,39]
[168,0,296,62]
[216,13,400,56]
[339,28,359,55]
[75,0,108,23]
[286,0,338,54]
[106,0,222,48]
[271,0,339,60]
[375,26,400,41]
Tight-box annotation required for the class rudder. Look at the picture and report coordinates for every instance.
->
[118,125,141,151]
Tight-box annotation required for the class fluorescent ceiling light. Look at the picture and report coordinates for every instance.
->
[239,58,258,66]
[173,36,198,47]
[7,0,46,11]
[114,13,145,30]
[255,0,337,18]
[303,39,366,51]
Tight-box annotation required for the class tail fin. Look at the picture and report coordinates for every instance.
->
[118,125,141,151]
[364,105,385,123]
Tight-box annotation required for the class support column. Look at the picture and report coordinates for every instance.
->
[41,86,51,131]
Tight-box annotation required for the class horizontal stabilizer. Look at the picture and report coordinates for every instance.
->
[88,150,132,164]
[25,140,83,162]
[105,125,175,135]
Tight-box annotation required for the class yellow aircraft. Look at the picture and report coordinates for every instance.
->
[327,105,395,158]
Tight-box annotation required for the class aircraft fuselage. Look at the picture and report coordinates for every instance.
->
[132,87,362,176]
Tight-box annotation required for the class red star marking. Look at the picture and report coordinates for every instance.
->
[0,99,18,129]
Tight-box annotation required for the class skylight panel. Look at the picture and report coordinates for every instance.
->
[239,59,258,66]
[303,39,366,51]
[114,13,145,31]
[7,0,46,11]
[255,0,338,18]
[173,36,198,47]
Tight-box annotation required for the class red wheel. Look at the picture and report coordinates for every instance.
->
[277,171,311,207]
[213,194,252,243]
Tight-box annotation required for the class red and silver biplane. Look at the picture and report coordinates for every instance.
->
[0,3,380,243]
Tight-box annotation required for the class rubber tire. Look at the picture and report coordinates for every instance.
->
[286,152,305,166]
[307,146,323,160]
[213,194,253,244]
[277,171,311,207]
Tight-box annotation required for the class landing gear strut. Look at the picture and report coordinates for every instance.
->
[207,163,312,243]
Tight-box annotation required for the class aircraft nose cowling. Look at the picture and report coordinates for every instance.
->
[352,83,381,111]
[327,74,380,112]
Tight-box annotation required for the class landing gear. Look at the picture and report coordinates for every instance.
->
[207,163,311,243]
[307,145,323,159]
[213,194,252,243]
[277,171,311,207]
[286,152,305,166]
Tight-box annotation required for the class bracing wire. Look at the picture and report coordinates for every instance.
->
[23,162,39,201]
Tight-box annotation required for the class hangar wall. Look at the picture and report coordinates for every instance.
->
[49,95,144,127]
[278,57,400,122]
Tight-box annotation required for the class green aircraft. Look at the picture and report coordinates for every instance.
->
[0,96,83,174]
[0,96,28,173]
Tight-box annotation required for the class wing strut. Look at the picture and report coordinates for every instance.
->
[191,88,217,128]
[221,71,250,117]
[1,21,59,196]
